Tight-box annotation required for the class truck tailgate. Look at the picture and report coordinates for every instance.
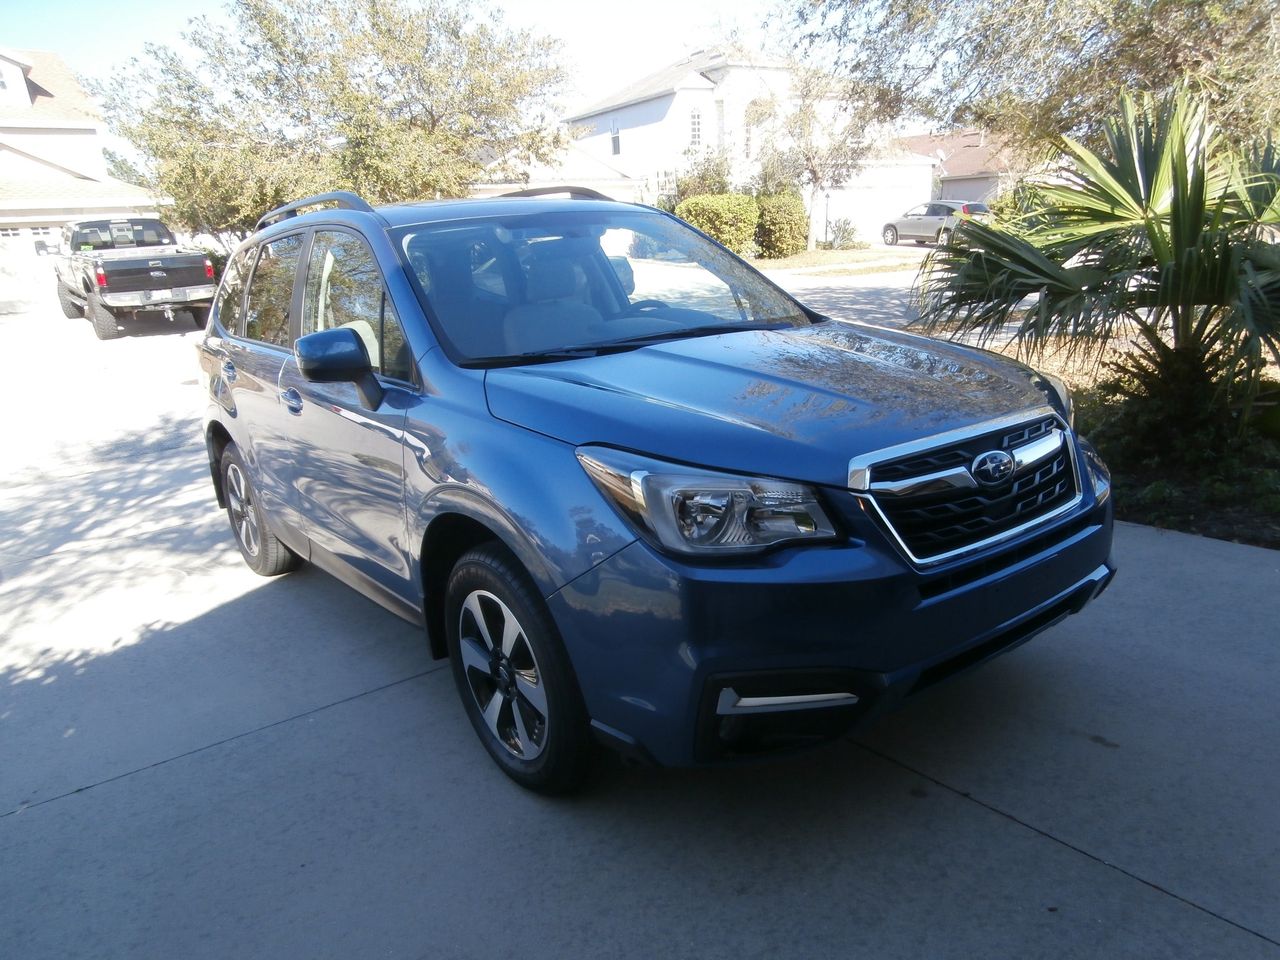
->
[102,254,208,293]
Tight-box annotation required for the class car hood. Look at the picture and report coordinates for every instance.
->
[484,321,1051,488]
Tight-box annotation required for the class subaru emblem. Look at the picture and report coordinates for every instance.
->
[971,450,1015,485]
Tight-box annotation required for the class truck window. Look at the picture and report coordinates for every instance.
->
[70,219,175,250]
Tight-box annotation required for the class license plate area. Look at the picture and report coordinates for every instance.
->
[147,288,174,301]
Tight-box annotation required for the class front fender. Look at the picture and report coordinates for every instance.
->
[403,390,636,600]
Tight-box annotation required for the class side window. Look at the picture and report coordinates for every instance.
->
[928,203,953,217]
[212,249,250,334]
[904,204,928,217]
[302,230,413,382]
[244,233,303,347]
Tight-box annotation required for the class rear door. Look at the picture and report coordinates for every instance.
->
[223,232,308,533]
[275,227,415,602]
[924,203,954,239]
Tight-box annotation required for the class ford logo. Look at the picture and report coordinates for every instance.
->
[150,270,167,278]
[971,450,1015,486]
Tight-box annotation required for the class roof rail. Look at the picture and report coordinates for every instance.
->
[254,191,375,232]
[498,186,614,201]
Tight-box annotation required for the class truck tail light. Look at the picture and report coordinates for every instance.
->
[94,265,107,288]
[204,258,215,280]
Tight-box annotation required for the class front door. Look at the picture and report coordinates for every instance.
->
[276,227,415,603]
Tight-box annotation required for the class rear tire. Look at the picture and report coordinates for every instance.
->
[220,443,299,576]
[57,283,83,319]
[937,228,953,246]
[881,225,898,246]
[86,294,121,340]
[186,305,211,330]
[446,543,591,794]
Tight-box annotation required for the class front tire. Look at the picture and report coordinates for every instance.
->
[87,294,121,340]
[57,283,83,319]
[220,443,298,576]
[446,544,591,794]
[881,225,898,246]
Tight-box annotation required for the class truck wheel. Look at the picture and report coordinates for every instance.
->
[87,295,122,340]
[56,284,83,319]
[186,305,211,330]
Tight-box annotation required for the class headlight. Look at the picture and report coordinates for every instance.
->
[576,446,838,557]
[1036,371,1074,428]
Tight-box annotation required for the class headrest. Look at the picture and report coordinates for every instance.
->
[524,259,577,302]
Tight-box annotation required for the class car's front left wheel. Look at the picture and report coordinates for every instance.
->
[445,544,591,793]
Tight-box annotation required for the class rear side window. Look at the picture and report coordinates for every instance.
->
[244,233,304,347]
[301,230,412,381]
[213,250,250,334]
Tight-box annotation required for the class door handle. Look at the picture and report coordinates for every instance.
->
[221,360,237,382]
[280,387,304,414]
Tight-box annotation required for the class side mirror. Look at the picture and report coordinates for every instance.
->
[295,327,383,408]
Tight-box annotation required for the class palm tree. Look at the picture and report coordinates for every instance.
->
[916,88,1280,454]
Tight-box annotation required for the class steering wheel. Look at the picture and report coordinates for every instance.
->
[630,299,668,311]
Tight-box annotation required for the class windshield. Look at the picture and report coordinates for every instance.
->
[71,219,175,251]
[391,209,810,363]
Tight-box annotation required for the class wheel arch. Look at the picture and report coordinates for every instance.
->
[205,420,234,507]
[419,509,546,661]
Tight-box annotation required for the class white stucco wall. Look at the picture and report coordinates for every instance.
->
[822,159,936,247]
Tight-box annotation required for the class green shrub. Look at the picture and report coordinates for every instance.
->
[829,218,865,250]
[674,193,759,255]
[754,193,808,259]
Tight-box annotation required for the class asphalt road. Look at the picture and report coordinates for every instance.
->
[2,269,1278,959]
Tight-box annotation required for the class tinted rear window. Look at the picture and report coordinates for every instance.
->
[71,219,175,250]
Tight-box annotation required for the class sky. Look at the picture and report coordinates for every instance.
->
[1,0,781,118]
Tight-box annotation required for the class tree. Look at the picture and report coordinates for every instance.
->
[103,149,145,186]
[788,0,1280,152]
[750,68,881,249]
[92,0,566,237]
[915,88,1280,463]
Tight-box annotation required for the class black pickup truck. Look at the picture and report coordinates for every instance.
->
[53,217,217,340]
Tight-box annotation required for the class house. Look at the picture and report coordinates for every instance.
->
[471,141,647,204]
[901,129,1016,202]
[564,48,795,191]
[560,48,935,245]
[0,47,159,254]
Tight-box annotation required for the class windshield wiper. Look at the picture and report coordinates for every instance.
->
[568,321,790,352]
[461,323,793,368]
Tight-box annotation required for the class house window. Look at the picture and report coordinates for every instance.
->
[0,227,20,237]
[743,126,752,158]
[610,122,620,155]
[690,109,702,147]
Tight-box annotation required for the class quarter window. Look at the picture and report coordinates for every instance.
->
[302,230,413,381]
[244,233,303,347]
[213,249,251,334]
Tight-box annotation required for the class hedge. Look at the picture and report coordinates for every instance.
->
[674,193,759,255]
[754,193,808,259]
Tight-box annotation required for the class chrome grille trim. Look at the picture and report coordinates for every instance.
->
[848,407,1055,491]
[848,409,1082,567]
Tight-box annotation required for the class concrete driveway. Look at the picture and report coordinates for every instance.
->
[2,271,1278,959]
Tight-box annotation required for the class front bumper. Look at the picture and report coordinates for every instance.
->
[549,486,1114,767]
[102,284,216,309]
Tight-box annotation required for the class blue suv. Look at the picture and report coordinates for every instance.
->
[199,188,1115,792]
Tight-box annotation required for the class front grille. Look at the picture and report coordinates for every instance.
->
[867,415,1079,562]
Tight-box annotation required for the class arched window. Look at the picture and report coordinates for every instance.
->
[690,109,702,147]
